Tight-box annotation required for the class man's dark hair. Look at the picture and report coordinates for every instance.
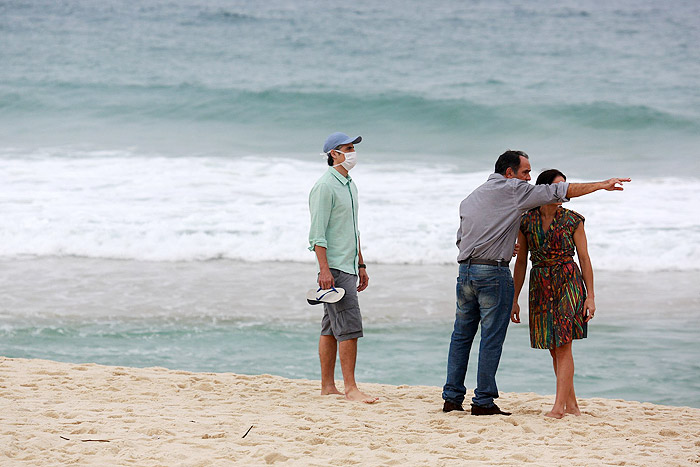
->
[326,146,341,166]
[536,169,567,185]
[494,150,529,175]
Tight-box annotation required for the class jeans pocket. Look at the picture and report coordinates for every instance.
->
[470,276,501,310]
[471,277,499,289]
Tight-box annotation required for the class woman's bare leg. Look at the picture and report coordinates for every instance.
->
[546,342,574,419]
[565,386,581,415]
[564,344,580,415]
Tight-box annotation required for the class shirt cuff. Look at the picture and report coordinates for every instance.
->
[557,182,571,202]
[308,239,328,251]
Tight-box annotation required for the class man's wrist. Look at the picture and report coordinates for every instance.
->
[358,263,366,269]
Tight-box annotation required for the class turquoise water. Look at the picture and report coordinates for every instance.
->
[2,317,698,408]
[0,259,697,408]
[1,0,699,173]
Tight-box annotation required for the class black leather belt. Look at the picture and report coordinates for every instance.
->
[459,258,510,267]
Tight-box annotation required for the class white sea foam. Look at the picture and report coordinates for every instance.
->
[0,149,698,271]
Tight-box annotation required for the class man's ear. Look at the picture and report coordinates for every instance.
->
[504,167,514,178]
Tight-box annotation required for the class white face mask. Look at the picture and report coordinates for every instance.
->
[332,150,357,171]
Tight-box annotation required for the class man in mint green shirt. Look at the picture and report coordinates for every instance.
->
[308,132,376,404]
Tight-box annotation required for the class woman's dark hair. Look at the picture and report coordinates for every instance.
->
[536,169,567,185]
[495,150,529,175]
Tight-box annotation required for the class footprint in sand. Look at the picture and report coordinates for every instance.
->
[263,452,289,464]
[71,427,98,435]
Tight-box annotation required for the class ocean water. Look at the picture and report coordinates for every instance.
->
[1,259,698,409]
[1,0,699,407]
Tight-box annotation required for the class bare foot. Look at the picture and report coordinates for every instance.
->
[545,410,564,419]
[321,386,343,396]
[565,407,581,416]
[345,387,379,404]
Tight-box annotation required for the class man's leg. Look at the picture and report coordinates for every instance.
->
[472,267,514,408]
[442,267,480,406]
[326,269,376,403]
[338,338,377,403]
[319,334,342,395]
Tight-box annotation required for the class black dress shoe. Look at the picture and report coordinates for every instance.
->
[442,401,464,412]
[470,403,511,416]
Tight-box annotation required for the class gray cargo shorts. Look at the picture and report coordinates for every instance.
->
[320,269,363,342]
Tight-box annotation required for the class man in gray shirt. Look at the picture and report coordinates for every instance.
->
[442,150,630,415]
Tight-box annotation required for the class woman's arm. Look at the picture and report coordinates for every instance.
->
[511,230,529,323]
[573,222,596,322]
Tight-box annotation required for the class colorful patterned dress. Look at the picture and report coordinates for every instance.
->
[520,207,587,349]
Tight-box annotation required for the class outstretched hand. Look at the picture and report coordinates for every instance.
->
[603,178,631,191]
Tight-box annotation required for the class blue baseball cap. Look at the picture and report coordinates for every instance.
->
[322,132,362,154]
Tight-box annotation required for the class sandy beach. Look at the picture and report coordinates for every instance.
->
[1,357,698,466]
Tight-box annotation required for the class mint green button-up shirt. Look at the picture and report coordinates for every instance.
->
[308,167,360,275]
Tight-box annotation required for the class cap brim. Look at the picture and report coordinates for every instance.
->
[341,136,362,146]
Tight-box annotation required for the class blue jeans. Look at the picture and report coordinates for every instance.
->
[442,263,514,408]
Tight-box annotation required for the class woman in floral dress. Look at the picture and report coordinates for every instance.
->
[510,169,596,419]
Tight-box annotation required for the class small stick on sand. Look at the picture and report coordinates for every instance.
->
[242,425,254,438]
[59,437,110,442]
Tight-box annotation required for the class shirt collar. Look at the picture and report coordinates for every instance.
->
[489,173,526,183]
[328,167,352,185]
